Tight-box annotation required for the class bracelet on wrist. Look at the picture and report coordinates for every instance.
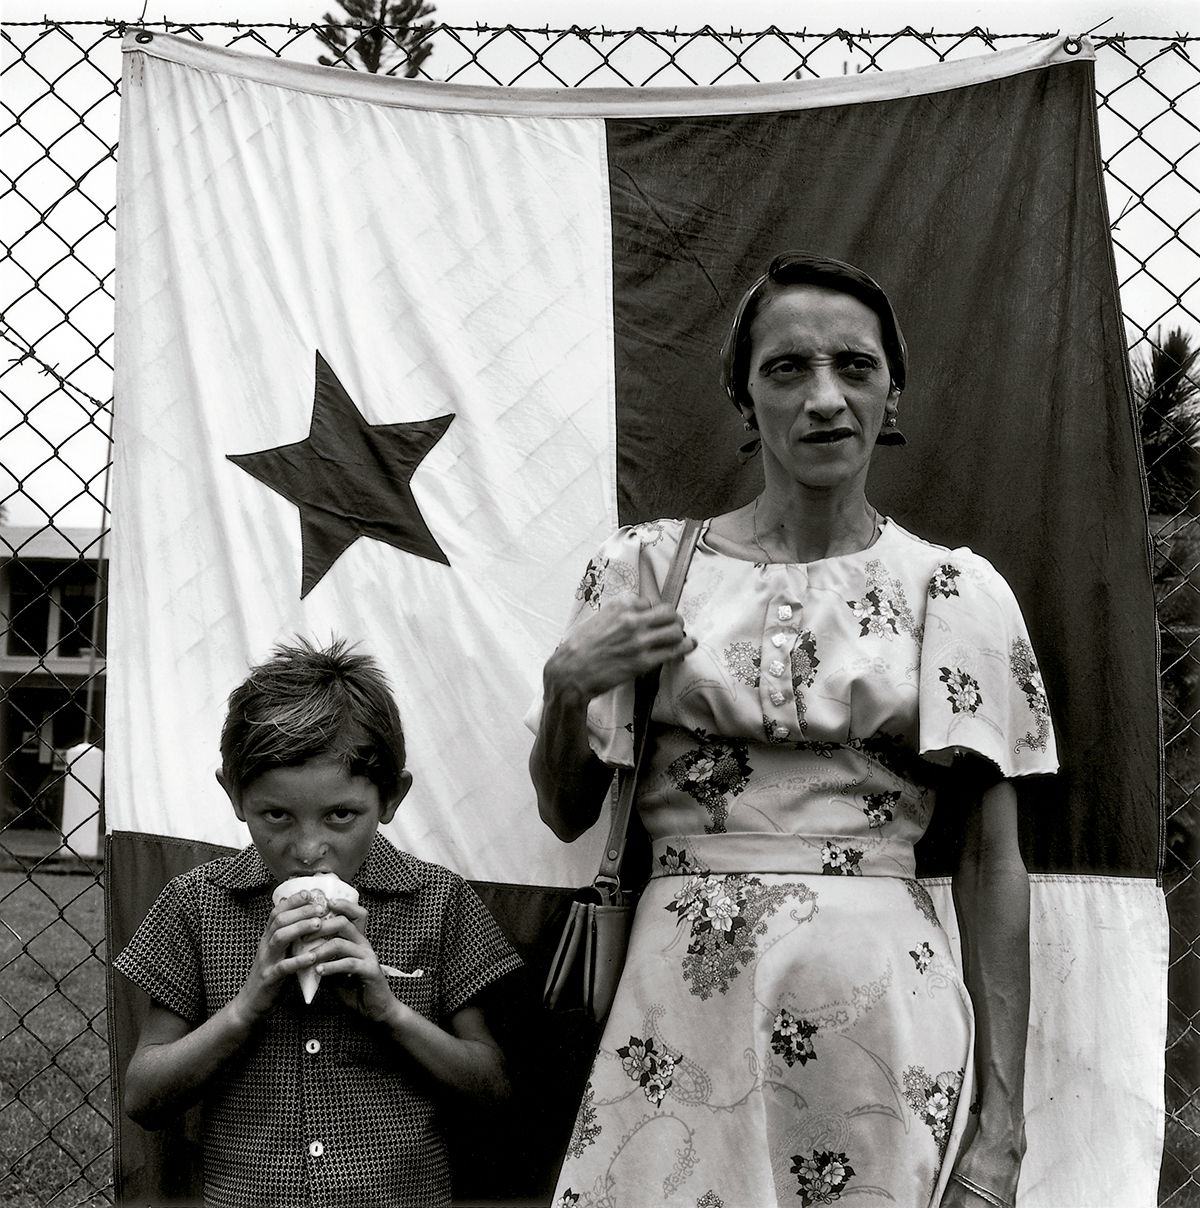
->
[951,1171,1014,1208]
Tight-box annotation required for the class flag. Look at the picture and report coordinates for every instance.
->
[109,31,1164,1206]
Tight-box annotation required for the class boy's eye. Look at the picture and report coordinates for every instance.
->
[328,808,357,823]
[262,809,290,824]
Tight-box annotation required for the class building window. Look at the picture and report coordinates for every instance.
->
[5,560,106,660]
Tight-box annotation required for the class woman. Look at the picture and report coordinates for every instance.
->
[530,251,1056,1208]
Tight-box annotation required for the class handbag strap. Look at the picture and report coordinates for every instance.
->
[595,516,702,891]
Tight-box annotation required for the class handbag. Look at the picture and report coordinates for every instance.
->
[543,517,702,1021]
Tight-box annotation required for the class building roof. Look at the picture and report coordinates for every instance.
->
[1,526,108,561]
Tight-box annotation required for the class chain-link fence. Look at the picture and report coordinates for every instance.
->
[1,18,1196,1207]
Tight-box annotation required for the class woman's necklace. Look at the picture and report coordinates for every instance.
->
[750,497,774,562]
[751,497,880,563]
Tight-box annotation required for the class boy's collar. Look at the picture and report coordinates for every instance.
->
[209,834,428,896]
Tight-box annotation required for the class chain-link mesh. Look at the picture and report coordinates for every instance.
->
[1,19,1196,1207]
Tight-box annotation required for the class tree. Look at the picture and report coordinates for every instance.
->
[317,0,436,77]
[1135,328,1200,893]
[1133,326,1200,517]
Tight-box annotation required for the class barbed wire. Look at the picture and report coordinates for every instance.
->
[3,19,1197,44]
[1,327,113,416]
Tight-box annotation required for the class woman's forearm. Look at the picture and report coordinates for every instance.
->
[530,649,614,841]
[951,778,1030,1185]
[956,857,1030,1141]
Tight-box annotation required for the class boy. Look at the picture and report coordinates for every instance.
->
[115,638,522,1208]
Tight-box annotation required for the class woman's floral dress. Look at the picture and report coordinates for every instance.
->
[548,517,1057,1208]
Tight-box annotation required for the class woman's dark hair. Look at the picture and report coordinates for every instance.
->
[719,251,908,412]
[219,636,406,799]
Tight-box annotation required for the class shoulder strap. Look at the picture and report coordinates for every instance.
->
[595,517,702,892]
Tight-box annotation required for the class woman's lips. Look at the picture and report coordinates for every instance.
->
[800,428,854,443]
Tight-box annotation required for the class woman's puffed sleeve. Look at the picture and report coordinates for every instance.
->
[524,524,650,769]
[917,550,1058,778]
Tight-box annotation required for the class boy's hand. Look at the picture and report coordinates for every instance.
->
[307,900,399,1024]
[232,892,329,1026]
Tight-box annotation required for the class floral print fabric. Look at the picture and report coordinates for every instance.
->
[577,518,1056,783]
[547,518,1056,1208]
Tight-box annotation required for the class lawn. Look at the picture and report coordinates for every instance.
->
[0,869,113,1208]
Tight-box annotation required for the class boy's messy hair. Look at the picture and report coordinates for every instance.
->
[220,637,406,799]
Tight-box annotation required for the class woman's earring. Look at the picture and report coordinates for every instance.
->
[876,410,908,447]
[738,411,761,462]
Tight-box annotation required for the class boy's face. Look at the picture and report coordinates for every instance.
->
[220,757,411,885]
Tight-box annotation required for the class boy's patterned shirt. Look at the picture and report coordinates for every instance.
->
[115,834,523,1208]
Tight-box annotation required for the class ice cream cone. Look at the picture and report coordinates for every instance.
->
[272,873,360,1004]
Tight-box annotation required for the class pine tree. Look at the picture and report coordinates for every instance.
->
[317,0,436,77]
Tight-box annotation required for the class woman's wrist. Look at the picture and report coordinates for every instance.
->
[542,644,599,709]
[972,1103,1026,1157]
[949,1169,1016,1208]
[952,1130,1025,1206]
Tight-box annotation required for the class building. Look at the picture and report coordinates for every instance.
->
[0,525,107,825]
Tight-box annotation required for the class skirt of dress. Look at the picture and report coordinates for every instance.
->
[552,868,975,1208]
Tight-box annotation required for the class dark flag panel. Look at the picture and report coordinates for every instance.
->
[607,60,1160,878]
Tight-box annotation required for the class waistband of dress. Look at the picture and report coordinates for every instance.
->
[648,834,917,879]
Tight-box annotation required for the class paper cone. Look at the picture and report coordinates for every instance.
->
[272,874,360,1004]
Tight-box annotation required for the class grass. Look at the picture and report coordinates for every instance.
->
[0,870,113,1208]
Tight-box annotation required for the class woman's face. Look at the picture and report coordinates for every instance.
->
[744,283,897,494]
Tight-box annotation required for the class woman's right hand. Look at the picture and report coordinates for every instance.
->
[543,594,697,706]
[532,593,696,841]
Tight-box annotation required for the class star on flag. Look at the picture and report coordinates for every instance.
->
[227,351,454,597]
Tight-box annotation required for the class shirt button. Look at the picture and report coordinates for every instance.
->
[304,1038,321,1055]
[308,1140,325,1158]
[769,689,786,706]
[771,633,787,648]
[768,659,785,677]
[777,604,793,621]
